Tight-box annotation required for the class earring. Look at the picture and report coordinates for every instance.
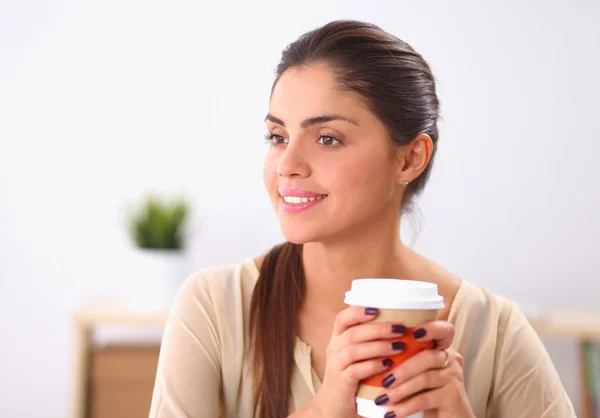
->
[403,181,409,187]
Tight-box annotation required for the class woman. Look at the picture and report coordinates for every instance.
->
[149,20,575,418]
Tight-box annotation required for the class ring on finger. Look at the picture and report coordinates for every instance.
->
[442,349,450,368]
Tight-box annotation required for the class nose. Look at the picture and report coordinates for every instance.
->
[277,140,310,179]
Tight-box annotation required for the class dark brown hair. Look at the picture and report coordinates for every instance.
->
[249,20,440,417]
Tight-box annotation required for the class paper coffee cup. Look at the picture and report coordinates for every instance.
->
[344,279,444,418]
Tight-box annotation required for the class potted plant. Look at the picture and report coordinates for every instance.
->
[126,194,191,310]
[129,195,189,251]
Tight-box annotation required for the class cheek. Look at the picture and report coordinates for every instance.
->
[330,152,396,196]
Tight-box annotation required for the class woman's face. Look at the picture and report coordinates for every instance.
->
[263,63,405,244]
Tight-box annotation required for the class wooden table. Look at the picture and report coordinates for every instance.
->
[70,309,169,418]
[529,313,600,418]
[70,309,600,418]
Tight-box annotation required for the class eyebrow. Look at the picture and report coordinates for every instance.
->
[265,113,360,129]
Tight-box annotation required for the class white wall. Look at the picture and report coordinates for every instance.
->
[1,0,599,417]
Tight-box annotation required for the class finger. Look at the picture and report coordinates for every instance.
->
[341,322,408,346]
[379,349,449,389]
[411,320,454,349]
[382,366,456,405]
[340,357,395,386]
[384,385,445,418]
[333,305,379,336]
[455,351,465,367]
[385,380,465,418]
[337,339,407,370]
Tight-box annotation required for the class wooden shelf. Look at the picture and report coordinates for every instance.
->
[70,308,600,418]
[73,308,600,339]
[529,313,600,341]
[529,312,600,418]
[74,309,169,327]
[70,308,169,418]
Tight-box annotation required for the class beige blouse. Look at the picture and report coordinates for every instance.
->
[149,257,575,418]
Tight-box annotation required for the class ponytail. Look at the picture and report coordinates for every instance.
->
[249,242,306,417]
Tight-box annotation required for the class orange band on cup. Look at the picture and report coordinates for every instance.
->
[360,327,435,388]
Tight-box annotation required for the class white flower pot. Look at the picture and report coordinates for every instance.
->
[128,249,189,311]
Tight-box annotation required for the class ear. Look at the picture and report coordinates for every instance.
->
[395,133,433,185]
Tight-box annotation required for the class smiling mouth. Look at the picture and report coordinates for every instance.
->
[281,195,327,204]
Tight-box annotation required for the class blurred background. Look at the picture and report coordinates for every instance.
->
[1,0,599,417]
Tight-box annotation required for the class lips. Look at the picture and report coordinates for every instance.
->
[278,188,328,214]
[282,195,326,204]
[278,188,327,198]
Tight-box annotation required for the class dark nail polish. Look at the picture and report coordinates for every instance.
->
[391,324,407,334]
[382,373,396,388]
[382,358,393,367]
[391,341,405,350]
[365,307,379,315]
[384,412,397,418]
[413,327,427,339]
[374,394,389,406]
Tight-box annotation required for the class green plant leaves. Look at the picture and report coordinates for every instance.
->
[128,195,189,250]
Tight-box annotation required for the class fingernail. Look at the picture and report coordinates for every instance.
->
[391,341,405,350]
[382,358,393,367]
[365,307,379,315]
[374,394,389,406]
[384,412,397,418]
[412,327,427,339]
[382,373,395,388]
[391,324,407,334]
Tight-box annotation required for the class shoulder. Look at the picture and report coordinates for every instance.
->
[177,257,261,302]
[169,257,262,328]
[454,285,576,416]
[451,281,522,331]
[165,257,263,351]
[450,280,534,360]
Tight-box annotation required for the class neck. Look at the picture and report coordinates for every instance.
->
[301,217,409,316]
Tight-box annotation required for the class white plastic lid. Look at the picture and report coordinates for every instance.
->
[344,279,444,310]
[356,397,424,418]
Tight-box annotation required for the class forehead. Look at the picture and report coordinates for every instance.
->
[269,64,367,121]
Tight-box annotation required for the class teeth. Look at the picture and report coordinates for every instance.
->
[283,195,326,204]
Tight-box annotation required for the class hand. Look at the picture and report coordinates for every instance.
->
[371,321,474,418]
[310,306,407,418]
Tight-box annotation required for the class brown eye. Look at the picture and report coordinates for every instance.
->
[318,135,340,146]
[272,135,287,145]
[264,133,288,145]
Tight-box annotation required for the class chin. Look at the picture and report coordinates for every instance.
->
[280,229,316,245]
[279,222,322,245]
